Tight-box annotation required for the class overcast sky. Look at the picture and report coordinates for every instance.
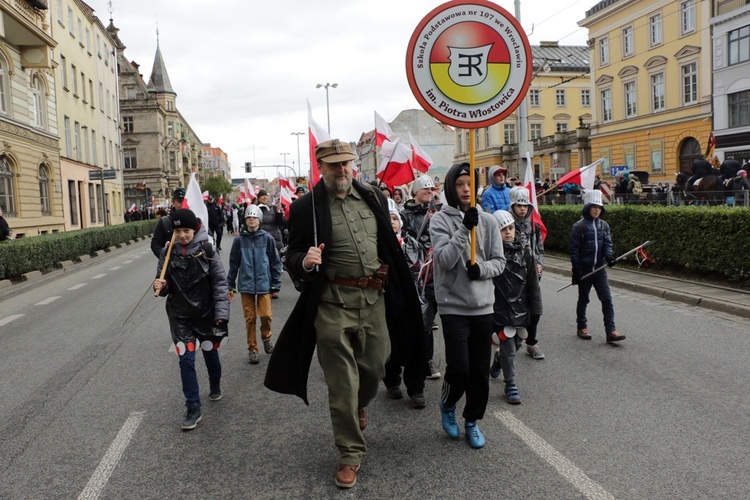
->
[86,0,592,179]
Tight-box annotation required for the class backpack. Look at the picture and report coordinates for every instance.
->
[629,178,643,195]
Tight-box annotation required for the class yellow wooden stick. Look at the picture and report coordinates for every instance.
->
[469,132,477,265]
[154,230,177,297]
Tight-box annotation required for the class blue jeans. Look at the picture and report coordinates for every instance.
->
[179,348,221,408]
[576,268,616,334]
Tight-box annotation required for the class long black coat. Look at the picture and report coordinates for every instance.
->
[264,180,426,404]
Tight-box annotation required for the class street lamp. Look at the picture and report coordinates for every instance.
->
[291,132,304,179]
[315,82,338,133]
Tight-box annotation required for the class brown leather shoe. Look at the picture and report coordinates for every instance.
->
[335,464,360,488]
[358,408,367,431]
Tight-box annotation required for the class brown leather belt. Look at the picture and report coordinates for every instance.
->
[330,275,384,291]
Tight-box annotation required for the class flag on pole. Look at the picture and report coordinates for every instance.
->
[245,178,256,201]
[308,100,330,186]
[409,132,432,173]
[705,133,716,159]
[202,190,209,201]
[374,111,393,146]
[181,173,209,228]
[555,159,602,191]
[129,203,137,212]
[278,178,295,218]
[524,153,548,242]
[377,138,415,188]
[218,194,224,204]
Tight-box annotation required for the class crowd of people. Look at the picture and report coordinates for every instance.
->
[147,140,630,489]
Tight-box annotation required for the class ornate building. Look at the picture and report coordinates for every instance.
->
[202,144,230,181]
[0,0,65,238]
[107,21,202,208]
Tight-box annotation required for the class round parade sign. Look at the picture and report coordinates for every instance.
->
[406,0,532,129]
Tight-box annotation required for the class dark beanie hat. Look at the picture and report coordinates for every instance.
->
[257,189,269,198]
[171,209,198,230]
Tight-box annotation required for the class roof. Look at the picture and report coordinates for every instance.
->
[147,45,176,95]
[531,43,590,73]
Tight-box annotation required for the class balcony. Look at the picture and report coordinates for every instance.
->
[717,0,750,15]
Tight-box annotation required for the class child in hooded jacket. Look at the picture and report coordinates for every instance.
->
[153,209,230,431]
[227,204,283,365]
[490,210,543,405]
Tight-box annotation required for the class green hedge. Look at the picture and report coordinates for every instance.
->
[0,220,157,281]
[539,205,750,282]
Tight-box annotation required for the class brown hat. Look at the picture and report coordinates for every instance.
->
[315,139,357,163]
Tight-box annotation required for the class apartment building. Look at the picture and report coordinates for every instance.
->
[579,0,712,181]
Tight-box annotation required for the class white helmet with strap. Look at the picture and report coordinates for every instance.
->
[509,186,531,206]
[583,189,604,207]
[411,175,436,195]
[492,209,515,230]
[244,204,263,219]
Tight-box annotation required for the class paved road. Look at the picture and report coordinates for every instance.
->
[1,235,749,499]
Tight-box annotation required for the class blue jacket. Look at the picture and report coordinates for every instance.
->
[227,228,282,294]
[481,183,510,214]
[570,204,613,274]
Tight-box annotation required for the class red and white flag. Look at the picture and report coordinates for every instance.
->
[409,132,432,173]
[308,100,330,186]
[218,194,224,204]
[375,111,393,147]
[555,159,601,191]
[278,178,295,218]
[202,190,209,201]
[524,153,548,243]
[129,203,137,212]
[181,173,209,228]
[245,178,256,201]
[377,138,415,188]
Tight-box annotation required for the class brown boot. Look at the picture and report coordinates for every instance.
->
[358,408,367,431]
[335,464,360,488]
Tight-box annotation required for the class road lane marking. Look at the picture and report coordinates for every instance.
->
[35,296,61,305]
[78,411,145,500]
[0,314,24,326]
[68,283,87,290]
[109,266,122,270]
[494,411,616,500]
[91,274,107,279]
[122,260,132,264]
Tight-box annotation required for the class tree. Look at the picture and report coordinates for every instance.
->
[201,175,233,201]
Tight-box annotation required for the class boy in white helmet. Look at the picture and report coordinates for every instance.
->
[570,190,625,343]
[490,210,542,404]
[227,204,283,364]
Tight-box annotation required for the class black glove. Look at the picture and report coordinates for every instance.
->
[571,269,580,285]
[213,319,229,337]
[606,255,616,267]
[462,207,479,230]
[467,261,481,280]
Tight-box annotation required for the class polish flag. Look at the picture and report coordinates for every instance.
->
[374,111,393,146]
[202,190,210,201]
[181,173,209,228]
[377,138,415,188]
[409,132,432,173]
[245,178,256,201]
[555,159,601,191]
[278,178,295,218]
[308,100,330,186]
[523,153,548,243]
[129,203,137,212]
[218,194,224,204]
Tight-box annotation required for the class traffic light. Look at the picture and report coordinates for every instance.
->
[245,162,252,173]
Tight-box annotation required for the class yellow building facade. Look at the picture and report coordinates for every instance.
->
[579,0,712,183]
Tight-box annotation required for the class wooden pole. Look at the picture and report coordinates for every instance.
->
[154,230,177,297]
[469,132,477,264]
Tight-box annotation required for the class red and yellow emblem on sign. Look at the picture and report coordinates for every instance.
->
[406,0,532,128]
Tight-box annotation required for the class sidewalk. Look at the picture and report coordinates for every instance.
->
[544,256,750,319]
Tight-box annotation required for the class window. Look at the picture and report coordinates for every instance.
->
[99,83,104,113]
[64,116,72,157]
[80,72,86,102]
[0,57,7,114]
[474,130,480,151]
[601,88,613,122]
[625,81,637,117]
[68,180,78,225]
[599,37,609,66]
[167,101,174,111]
[503,123,516,144]
[0,155,16,216]
[124,148,137,169]
[123,116,133,133]
[96,33,101,56]
[86,28,91,53]
[89,184,96,223]
[77,18,83,40]
[31,76,46,129]
[651,73,665,112]
[39,165,50,216]
[556,89,566,107]
[650,13,663,47]
[60,55,68,89]
[728,26,750,66]
[83,126,89,164]
[682,63,697,104]
[167,121,174,137]
[68,7,74,35]
[57,0,64,24]
[622,26,634,57]
[681,0,695,35]
[127,87,137,100]
[457,132,463,154]
[89,80,94,107]
[74,122,81,161]
[102,137,107,166]
[169,151,176,172]
[529,89,540,107]
[581,89,590,107]
[557,122,568,132]
[71,64,77,96]
[530,123,542,140]
[106,89,110,117]
[728,90,750,128]
[91,130,97,165]
[484,127,490,148]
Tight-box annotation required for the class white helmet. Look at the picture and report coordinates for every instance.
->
[492,210,515,230]
[411,175,436,195]
[583,190,604,207]
[244,204,263,219]
[509,186,531,206]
